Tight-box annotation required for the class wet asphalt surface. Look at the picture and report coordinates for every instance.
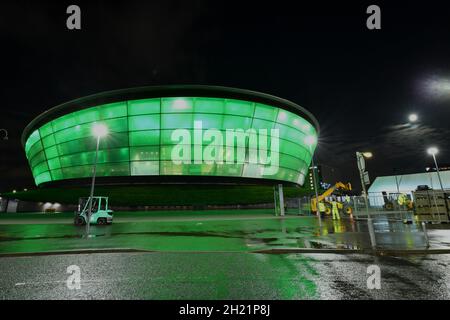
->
[0,214,436,254]
[1,252,449,299]
[0,214,450,299]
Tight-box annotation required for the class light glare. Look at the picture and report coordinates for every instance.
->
[92,123,108,138]
[408,113,418,122]
[304,135,317,146]
[173,99,188,110]
[427,147,438,155]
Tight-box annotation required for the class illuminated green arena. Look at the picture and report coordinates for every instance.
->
[22,86,319,187]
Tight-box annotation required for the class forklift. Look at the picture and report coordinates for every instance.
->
[310,182,354,216]
[74,196,113,225]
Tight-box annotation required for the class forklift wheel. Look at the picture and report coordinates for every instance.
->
[97,218,107,225]
[324,203,332,215]
[344,206,354,215]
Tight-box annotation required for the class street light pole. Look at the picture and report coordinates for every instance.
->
[356,151,372,217]
[86,135,101,237]
[86,123,108,238]
[304,135,321,226]
[356,152,369,195]
[310,155,322,226]
[427,147,449,220]
[431,152,444,191]
[356,151,376,248]
[393,168,400,194]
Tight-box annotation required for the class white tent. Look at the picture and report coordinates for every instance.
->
[368,170,450,196]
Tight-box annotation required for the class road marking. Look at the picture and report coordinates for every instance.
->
[15,282,26,286]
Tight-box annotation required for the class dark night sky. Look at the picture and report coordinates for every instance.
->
[1,0,450,192]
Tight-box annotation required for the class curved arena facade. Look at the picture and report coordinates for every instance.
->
[22,86,319,187]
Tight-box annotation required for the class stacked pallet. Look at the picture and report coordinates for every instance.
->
[413,190,450,223]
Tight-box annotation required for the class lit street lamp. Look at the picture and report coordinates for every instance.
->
[86,123,108,237]
[305,135,321,226]
[408,113,418,123]
[427,147,444,191]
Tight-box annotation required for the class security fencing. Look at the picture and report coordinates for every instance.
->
[283,193,431,250]
[284,196,313,215]
[284,194,414,219]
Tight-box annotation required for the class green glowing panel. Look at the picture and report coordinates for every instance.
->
[303,153,313,167]
[34,171,51,185]
[159,161,183,175]
[54,125,87,144]
[30,150,47,168]
[194,98,225,114]
[242,163,264,178]
[98,102,127,120]
[215,163,243,176]
[59,148,129,168]
[47,157,61,170]
[24,96,317,186]
[251,118,276,131]
[130,161,159,175]
[222,115,252,129]
[279,154,304,171]
[44,146,59,160]
[129,130,160,146]
[61,162,130,179]
[42,134,56,149]
[161,113,193,129]
[224,100,254,117]
[51,114,78,132]
[27,141,43,160]
[71,107,100,125]
[275,124,306,143]
[25,130,41,156]
[57,138,96,155]
[161,98,194,113]
[160,129,192,145]
[130,146,160,161]
[129,114,160,131]
[160,145,180,161]
[50,169,64,181]
[128,99,160,115]
[61,165,91,179]
[39,123,54,138]
[193,113,223,129]
[32,161,49,177]
[254,103,278,121]
[103,117,128,133]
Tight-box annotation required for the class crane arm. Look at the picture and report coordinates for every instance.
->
[311,182,352,212]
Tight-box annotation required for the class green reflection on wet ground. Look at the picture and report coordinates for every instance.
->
[0,214,428,254]
[0,216,316,253]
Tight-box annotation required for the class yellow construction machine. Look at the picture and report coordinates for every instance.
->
[311,182,354,215]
